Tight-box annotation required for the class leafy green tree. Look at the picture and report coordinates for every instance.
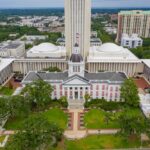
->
[120,78,140,107]
[91,18,115,43]
[59,96,68,108]
[60,96,67,103]
[5,115,63,150]
[84,93,91,102]
[145,119,150,138]
[22,79,53,110]
[0,86,13,96]
[0,96,30,126]
[8,95,30,118]
[130,45,150,59]
[143,38,150,47]
[130,47,143,59]
[118,108,147,138]
[0,25,41,42]
[47,32,61,44]
[43,66,61,72]
[0,97,9,120]
[104,112,112,125]
[43,67,62,72]
[25,44,33,50]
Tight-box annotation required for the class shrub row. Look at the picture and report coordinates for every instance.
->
[85,99,124,111]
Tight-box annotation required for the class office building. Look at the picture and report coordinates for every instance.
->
[117,10,150,42]
[121,33,143,48]
[0,41,25,58]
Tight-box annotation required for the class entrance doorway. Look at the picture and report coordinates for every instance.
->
[75,92,78,99]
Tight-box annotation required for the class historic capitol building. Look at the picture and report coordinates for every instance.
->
[22,45,127,108]
[0,0,148,107]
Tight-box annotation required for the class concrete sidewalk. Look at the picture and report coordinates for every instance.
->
[64,109,87,139]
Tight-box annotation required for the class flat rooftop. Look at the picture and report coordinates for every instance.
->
[0,58,14,71]
[4,43,22,49]
[142,59,150,68]
[0,42,23,51]
[88,43,141,63]
[119,10,150,15]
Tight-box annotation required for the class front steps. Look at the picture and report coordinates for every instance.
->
[68,100,85,109]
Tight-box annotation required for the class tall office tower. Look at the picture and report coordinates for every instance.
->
[65,0,91,58]
[116,10,150,43]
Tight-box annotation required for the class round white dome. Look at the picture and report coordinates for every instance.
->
[32,43,59,53]
[97,43,122,53]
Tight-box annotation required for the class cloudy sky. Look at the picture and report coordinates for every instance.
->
[0,0,150,8]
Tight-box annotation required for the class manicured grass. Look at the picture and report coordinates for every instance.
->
[0,87,14,96]
[4,117,24,130]
[63,135,150,150]
[41,108,68,129]
[84,109,120,129]
[84,108,145,129]
[5,108,68,130]
[0,136,5,143]
[125,108,144,118]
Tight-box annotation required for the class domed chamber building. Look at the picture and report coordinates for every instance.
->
[26,43,66,58]
[13,43,67,75]
[87,43,143,77]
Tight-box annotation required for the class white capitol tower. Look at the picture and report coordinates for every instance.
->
[65,0,91,58]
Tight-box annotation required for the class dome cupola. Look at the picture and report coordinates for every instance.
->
[68,43,85,77]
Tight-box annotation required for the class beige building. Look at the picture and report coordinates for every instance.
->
[87,43,143,77]
[22,50,127,106]
[65,0,91,58]
[12,43,144,77]
[0,41,25,58]
[26,43,66,58]
[0,43,145,85]
[117,10,150,42]
[13,58,67,75]
[0,59,14,85]
[142,59,150,83]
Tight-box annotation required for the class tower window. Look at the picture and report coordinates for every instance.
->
[73,66,80,72]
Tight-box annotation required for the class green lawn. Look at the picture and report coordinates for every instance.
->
[84,108,145,129]
[0,87,14,96]
[41,108,68,129]
[84,109,120,129]
[125,107,144,118]
[0,136,6,143]
[5,108,68,130]
[63,135,150,150]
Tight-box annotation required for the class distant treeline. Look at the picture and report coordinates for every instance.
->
[0,8,150,17]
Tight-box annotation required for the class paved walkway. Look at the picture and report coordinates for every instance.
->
[64,109,87,139]
[64,109,121,139]
[0,130,15,135]
[0,109,120,140]
[87,129,119,135]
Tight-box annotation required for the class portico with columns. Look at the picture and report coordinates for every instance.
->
[62,76,91,100]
